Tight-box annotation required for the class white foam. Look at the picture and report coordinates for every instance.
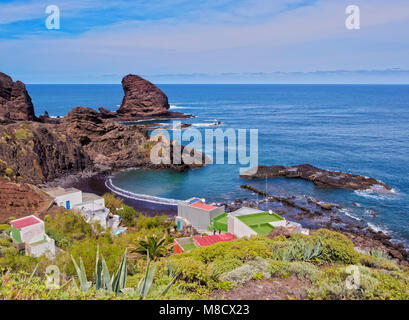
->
[367,222,390,235]
[339,208,361,221]
[169,105,185,109]
[354,184,398,200]
[105,178,181,206]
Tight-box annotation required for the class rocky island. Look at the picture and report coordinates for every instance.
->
[99,74,191,121]
[241,164,392,191]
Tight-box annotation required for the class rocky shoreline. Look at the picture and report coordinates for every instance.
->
[233,184,409,266]
[241,164,392,191]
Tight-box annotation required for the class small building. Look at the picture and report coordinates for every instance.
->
[174,232,236,254]
[44,187,82,210]
[9,215,55,258]
[44,187,112,229]
[176,197,225,232]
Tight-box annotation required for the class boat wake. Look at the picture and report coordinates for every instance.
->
[105,178,181,206]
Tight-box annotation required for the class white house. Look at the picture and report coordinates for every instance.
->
[44,187,83,210]
[44,187,111,229]
[9,215,55,258]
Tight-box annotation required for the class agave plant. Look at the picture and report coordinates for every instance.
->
[71,247,127,294]
[131,250,179,299]
[71,247,178,298]
[272,238,323,262]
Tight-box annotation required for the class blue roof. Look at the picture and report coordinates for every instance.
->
[188,198,201,205]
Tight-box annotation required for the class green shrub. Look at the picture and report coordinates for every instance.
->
[313,229,359,264]
[359,254,399,271]
[220,257,271,285]
[369,248,389,260]
[268,260,290,278]
[286,261,321,282]
[5,167,15,177]
[0,224,11,233]
[192,238,272,264]
[308,265,409,300]
[172,256,210,285]
[208,256,244,278]
[0,239,12,247]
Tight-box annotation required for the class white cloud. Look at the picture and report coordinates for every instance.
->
[1,0,409,82]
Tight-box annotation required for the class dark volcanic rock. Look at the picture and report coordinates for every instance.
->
[117,74,170,117]
[104,74,192,121]
[98,107,118,119]
[0,72,37,123]
[241,164,391,191]
[62,106,203,172]
[62,106,149,169]
[266,226,291,239]
[0,121,91,184]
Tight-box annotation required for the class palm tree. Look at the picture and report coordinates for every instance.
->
[130,234,168,260]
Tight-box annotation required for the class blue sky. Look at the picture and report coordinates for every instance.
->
[1,0,409,83]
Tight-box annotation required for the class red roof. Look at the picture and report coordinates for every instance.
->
[193,233,236,247]
[10,216,42,230]
[190,202,217,211]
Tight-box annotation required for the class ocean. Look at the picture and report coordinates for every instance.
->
[27,84,409,246]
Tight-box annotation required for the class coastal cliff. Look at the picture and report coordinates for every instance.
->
[0,121,91,184]
[0,72,201,186]
[0,72,37,123]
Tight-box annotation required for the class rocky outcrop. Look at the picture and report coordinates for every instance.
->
[62,106,204,172]
[0,121,91,184]
[0,72,37,123]
[62,106,150,170]
[0,178,53,221]
[267,226,291,239]
[98,74,191,121]
[241,164,391,191]
[118,74,170,117]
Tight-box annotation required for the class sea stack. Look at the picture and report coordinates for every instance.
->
[0,72,37,123]
[117,74,170,118]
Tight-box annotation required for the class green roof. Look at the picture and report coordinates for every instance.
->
[237,211,284,235]
[213,212,228,232]
[181,243,197,252]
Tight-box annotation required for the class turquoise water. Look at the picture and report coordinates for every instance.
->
[27,84,409,245]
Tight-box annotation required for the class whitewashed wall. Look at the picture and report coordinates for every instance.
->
[55,191,82,209]
[20,222,45,244]
[229,215,258,238]
[74,198,105,212]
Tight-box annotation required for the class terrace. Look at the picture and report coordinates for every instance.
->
[209,212,228,233]
[237,211,284,235]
